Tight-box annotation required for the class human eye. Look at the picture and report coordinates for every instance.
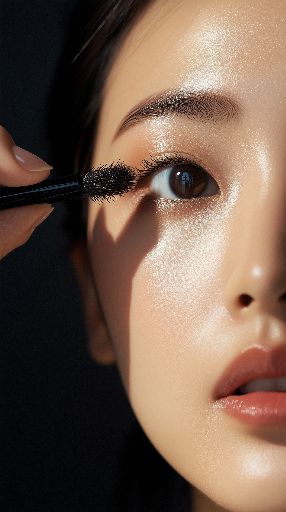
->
[139,154,219,201]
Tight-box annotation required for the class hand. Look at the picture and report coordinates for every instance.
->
[0,125,54,260]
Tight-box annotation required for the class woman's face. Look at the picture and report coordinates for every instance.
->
[87,1,286,510]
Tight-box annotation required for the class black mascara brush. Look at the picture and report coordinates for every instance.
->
[0,162,136,210]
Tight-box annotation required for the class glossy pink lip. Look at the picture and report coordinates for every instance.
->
[214,392,286,426]
[213,344,286,400]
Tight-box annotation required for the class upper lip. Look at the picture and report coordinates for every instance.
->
[214,344,286,400]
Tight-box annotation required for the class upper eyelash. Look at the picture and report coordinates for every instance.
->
[135,153,207,186]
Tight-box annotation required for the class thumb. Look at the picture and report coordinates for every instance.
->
[0,125,53,186]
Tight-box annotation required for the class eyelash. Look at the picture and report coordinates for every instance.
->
[134,153,219,200]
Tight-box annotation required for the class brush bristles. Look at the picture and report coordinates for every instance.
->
[82,162,136,201]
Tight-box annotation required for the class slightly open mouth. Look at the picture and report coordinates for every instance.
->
[225,388,286,397]
[233,388,244,396]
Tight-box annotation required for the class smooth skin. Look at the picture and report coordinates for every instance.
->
[82,1,286,511]
[0,125,53,260]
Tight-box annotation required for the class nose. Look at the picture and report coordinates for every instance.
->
[224,169,286,319]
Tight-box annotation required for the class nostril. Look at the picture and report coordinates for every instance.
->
[238,294,253,307]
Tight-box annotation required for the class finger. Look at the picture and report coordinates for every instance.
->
[0,204,54,260]
[0,125,53,186]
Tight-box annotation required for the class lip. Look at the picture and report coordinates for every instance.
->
[213,344,286,426]
[214,392,286,426]
[214,344,286,400]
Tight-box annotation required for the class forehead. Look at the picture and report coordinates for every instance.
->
[95,0,286,149]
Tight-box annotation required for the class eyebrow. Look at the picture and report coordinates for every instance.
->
[112,89,242,141]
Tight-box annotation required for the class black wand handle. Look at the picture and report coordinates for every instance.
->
[0,175,83,210]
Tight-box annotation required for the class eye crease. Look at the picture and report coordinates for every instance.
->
[136,154,220,201]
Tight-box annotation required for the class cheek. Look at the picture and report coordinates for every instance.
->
[127,215,227,429]
[89,198,229,477]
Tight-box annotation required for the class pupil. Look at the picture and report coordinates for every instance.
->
[169,165,207,199]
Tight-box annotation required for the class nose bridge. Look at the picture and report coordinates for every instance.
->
[224,156,286,317]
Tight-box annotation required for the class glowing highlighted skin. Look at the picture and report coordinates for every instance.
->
[83,1,286,511]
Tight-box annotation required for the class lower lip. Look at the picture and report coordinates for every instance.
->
[215,392,286,426]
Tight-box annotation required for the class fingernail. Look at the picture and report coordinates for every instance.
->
[12,145,53,172]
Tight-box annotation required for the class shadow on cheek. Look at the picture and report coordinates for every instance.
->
[92,197,159,392]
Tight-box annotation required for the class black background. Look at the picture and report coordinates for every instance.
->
[0,2,139,510]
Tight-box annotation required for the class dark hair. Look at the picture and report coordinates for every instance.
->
[48,0,153,243]
[72,0,156,172]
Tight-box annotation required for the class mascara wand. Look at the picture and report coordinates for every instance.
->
[0,163,136,210]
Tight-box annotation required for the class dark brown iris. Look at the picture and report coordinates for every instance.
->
[169,165,207,199]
